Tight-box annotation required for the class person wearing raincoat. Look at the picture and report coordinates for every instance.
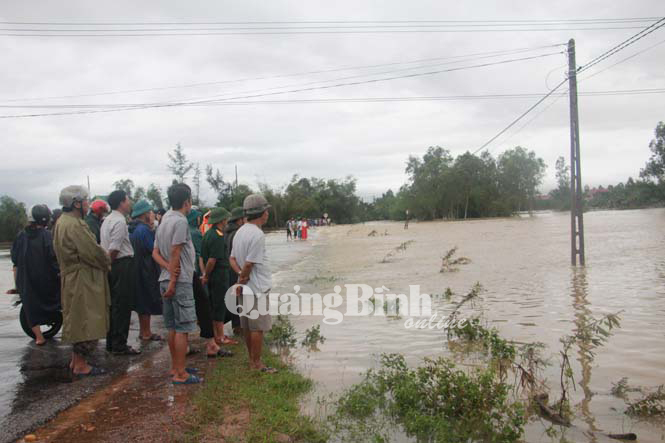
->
[53,185,111,377]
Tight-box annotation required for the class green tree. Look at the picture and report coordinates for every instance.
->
[549,156,571,210]
[640,121,665,182]
[134,186,146,201]
[146,183,164,209]
[0,196,27,242]
[497,146,546,213]
[113,178,135,200]
[167,143,193,183]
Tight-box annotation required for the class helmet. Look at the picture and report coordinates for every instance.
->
[208,207,231,225]
[59,185,89,209]
[243,194,271,215]
[229,207,244,222]
[131,199,153,218]
[91,199,110,216]
[28,204,52,226]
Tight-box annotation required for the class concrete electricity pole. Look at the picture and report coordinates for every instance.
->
[568,39,585,266]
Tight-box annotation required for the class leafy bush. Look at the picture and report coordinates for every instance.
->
[332,353,525,443]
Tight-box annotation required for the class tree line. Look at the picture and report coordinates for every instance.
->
[1,121,663,242]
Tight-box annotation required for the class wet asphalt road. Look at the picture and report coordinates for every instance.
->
[0,301,166,443]
[0,230,314,443]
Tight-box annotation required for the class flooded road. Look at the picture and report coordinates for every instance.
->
[0,230,313,443]
[272,210,665,442]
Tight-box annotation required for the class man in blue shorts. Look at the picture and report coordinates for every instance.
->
[153,183,201,385]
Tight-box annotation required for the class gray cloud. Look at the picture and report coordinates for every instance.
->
[0,0,663,209]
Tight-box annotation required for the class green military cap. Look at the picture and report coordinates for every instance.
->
[131,199,154,218]
[229,206,244,221]
[208,207,231,225]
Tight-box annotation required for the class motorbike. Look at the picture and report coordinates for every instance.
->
[8,290,63,339]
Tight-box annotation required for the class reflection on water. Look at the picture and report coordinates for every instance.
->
[274,209,665,442]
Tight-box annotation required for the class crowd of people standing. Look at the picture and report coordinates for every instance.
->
[10,182,276,384]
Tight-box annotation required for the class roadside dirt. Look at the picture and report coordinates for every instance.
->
[15,338,249,443]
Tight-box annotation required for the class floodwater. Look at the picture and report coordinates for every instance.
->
[271,210,665,442]
[0,229,313,443]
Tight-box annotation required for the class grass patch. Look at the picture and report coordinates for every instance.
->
[184,345,326,442]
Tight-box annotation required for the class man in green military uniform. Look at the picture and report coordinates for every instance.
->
[53,185,111,376]
[201,207,235,346]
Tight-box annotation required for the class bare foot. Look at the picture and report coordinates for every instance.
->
[35,338,46,346]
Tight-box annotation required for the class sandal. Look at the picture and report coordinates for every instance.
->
[221,336,239,345]
[172,374,203,385]
[112,346,141,356]
[74,366,107,377]
[139,334,163,341]
[260,367,278,374]
[207,349,233,358]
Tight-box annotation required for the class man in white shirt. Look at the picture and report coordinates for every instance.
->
[230,194,275,373]
[100,190,139,355]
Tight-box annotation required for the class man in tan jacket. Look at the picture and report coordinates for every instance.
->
[53,185,111,377]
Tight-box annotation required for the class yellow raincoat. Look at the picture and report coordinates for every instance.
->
[53,212,111,343]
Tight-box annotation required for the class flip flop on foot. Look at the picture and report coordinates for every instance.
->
[73,366,107,377]
[207,349,233,358]
[260,367,278,374]
[112,346,141,355]
[139,334,163,341]
[169,367,199,376]
[221,336,238,345]
[172,374,203,385]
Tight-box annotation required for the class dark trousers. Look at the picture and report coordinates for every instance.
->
[106,257,135,352]
[193,273,214,339]
[228,271,240,329]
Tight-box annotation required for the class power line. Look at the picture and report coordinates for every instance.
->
[483,34,665,154]
[0,51,564,118]
[578,17,665,72]
[0,26,647,37]
[472,78,569,155]
[0,18,659,26]
[2,88,662,109]
[473,16,665,153]
[580,37,665,81]
[0,44,564,104]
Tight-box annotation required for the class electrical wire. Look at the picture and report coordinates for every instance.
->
[473,16,665,153]
[0,51,564,118]
[0,44,565,103]
[1,88,662,109]
[0,26,647,37]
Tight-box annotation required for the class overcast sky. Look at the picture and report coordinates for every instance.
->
[0,1,663,209]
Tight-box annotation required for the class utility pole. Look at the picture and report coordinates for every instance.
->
[235,164,238,192]
[568,39,585,266]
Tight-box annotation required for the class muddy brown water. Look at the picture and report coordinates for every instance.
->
[271,210,665,442]
[2,211,665,442]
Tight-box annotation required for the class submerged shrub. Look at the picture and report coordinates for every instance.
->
[302,324,326,349]
[333,353,525,443]
[265,315,297,348]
